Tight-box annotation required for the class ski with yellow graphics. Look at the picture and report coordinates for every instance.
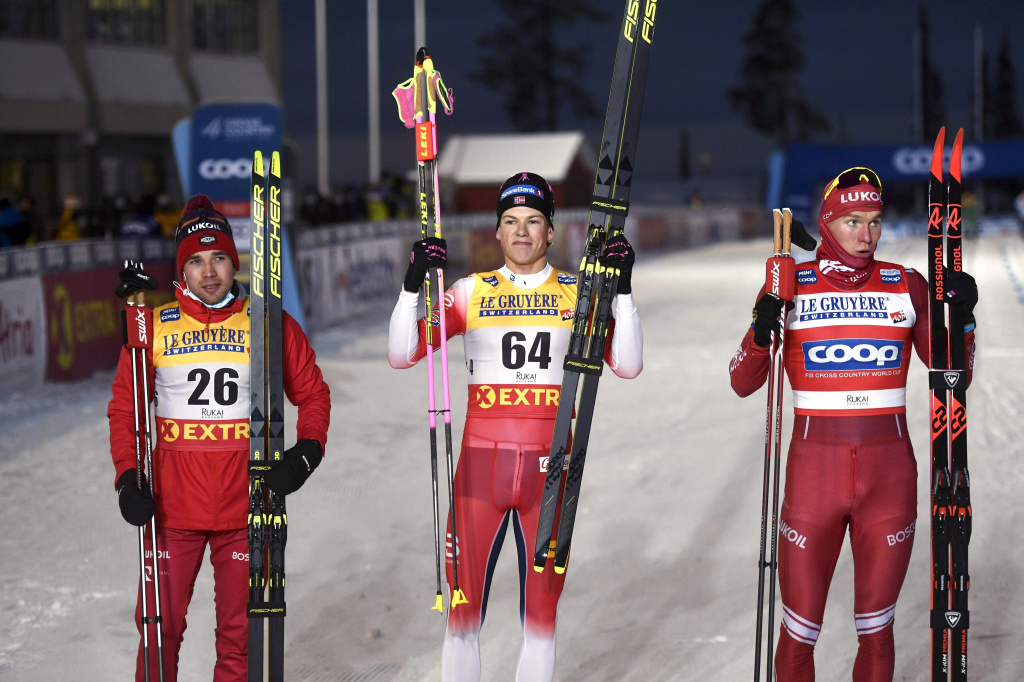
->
[248,151,286,681]
[533,0,656,575]
[247,150,268,682]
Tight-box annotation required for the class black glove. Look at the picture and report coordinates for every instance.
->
[264,439,323,496]
[945,269,978,327]
[115,261,159,299]
[403,237,447,293]
[751,293,792,348]
[117,469,156,527]
[600,235,635,295]
[789,219,818,251]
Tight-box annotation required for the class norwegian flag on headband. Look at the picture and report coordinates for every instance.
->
[514,196,526,205]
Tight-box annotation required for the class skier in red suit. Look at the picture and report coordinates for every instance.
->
[389,173,643,682]
[108,195,331,681]
[729,168,978,681]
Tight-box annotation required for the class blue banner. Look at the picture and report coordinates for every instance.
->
[777,138,1024,221]
[190,103,282,216]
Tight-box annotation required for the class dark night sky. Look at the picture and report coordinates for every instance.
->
[279,1,1024,187]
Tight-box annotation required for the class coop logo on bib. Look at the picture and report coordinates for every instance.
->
[880,268,902,283]
[797,269,817,285]
[802,339,904,371]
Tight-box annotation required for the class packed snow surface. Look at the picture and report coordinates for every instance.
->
[2,235,1023,680]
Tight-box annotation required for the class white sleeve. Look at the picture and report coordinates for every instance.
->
[387,289,421,369]
[609,293,643,378]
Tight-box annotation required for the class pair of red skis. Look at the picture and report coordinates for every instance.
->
[927,127,972,682]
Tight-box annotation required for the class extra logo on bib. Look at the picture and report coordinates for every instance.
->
[802,339,904,372]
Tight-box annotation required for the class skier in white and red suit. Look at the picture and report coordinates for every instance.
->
[388,172,643,682]
[729,168,978,682]
[108,195,331,682]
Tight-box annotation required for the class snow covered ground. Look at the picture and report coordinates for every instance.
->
[2,234,1023,681]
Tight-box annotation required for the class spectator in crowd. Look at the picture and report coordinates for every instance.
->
[0,197,28,247]
[120,194,161,238]
[155,194,180,238]
[56,196,82,241]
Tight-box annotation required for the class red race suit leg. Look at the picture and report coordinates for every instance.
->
[774,414,916,682]
[442,417,567,682]
[135,528,249,682]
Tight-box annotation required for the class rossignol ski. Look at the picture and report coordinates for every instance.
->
[533,0,657,575]
[752,210,795,682]
[393,48,465,610]
[118,261,165,682]
[928,127,971,682]
[248,150,287,681]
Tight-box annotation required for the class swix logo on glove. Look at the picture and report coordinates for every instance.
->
[802,339,904,371]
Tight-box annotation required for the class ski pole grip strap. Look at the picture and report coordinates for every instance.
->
[591,195,629,217]
[931,609,969,630]
[929,369,966,391]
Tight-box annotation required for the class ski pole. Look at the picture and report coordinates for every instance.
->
[422,49,467,609]
[753,210,794,681]
[120,261,164,682]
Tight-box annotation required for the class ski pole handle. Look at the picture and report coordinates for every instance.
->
[773,209,782,255]
[782,208,792,255]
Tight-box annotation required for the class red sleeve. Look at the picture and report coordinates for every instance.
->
[729,286,772,397]
[907,269,975,385]
[412,282,467,362]
[283,312,331,453]
[107,345,154,489]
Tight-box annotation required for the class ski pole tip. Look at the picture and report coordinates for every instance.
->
[432,593,444,612]
[451,589,468,607]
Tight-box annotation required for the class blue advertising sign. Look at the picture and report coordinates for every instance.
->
[190,103,282,217]
[774,139,1024,221]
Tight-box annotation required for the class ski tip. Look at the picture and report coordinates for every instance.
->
[271,151,281,177]
[253,150,264,176]
[432,593,444,613]
[451,589,468,607]
[553,564,566,575]
[950,128,965,182]
[930,128,946,178]
[533,564,545,574]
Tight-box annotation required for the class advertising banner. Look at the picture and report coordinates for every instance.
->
[42,263,176,382]
[296,236,404,331]
[190,103,282,224]
[0,276,46,397]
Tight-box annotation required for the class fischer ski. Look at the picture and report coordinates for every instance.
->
[248,151,287,681]
[928,127,971,682]
[533,0,656,575]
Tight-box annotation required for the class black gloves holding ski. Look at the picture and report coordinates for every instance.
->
[263,439,323,496]
[403,237,447,293]
[115,261,159,300]
[600,235,635,295]
[944,269,978,327]
[751,293,792,348]
[117,469,156,526]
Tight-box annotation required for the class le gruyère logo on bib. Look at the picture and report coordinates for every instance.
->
[478,292,561,317]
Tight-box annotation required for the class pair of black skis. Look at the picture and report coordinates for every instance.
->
[248,150,287,681]
[533,0,656,575]
[927,127,972,682]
